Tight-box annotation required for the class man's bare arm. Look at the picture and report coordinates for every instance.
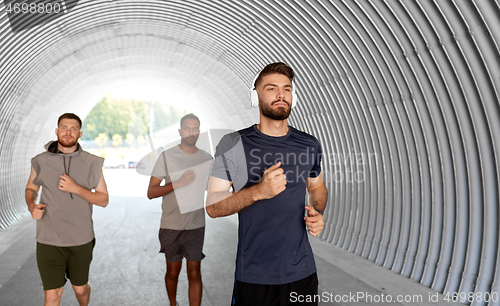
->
[25,187,38,205]
[25,166,45,219]
[304,173,328,237]
[147,177,174,199]
[206,177,259,218]
[147,171,195,200]
[58,173,109,207]
[206,162,287,218]
[307,173,327,213]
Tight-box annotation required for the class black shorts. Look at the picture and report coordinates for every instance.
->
[36,239,95,290]
[159,227,205,262]
[231,273,319,306]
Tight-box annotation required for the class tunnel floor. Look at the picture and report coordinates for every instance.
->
[0,170,458,306]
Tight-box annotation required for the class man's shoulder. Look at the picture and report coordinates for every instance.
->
[80,150,104,163]
[223,126,257,142]
[162,146,211,160]
[33,151,49,159]
[161,146,179,156]
[236,125,256,135]
[216,126,256,153]
[32,151,50,164]
[289,126,320,145]
[197,149,213,160]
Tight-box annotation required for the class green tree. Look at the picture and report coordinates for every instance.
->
[112,134,123,147]
[82,96,183,140]
[125,133,135,146]
[83,122,98,140]
[137,135,146,146]
[95,133,109,148]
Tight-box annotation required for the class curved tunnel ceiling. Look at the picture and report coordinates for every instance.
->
[1,0,500,303]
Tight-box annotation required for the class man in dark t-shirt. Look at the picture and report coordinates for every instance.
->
[207,62,328,306]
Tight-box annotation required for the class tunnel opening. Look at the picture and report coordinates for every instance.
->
[78,80,206,197]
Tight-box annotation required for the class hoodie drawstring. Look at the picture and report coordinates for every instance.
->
[63,155,74,199]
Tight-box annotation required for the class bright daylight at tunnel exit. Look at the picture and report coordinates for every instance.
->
[1,1,500,306]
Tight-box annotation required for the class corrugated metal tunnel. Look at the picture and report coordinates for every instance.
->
[1,0,499,304]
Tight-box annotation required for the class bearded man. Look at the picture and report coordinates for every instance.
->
[26,113,108,306]
[207,62,328,306]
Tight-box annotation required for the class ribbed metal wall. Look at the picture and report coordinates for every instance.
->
[1,0,499,304]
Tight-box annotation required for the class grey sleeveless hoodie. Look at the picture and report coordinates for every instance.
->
[31,141,104,247]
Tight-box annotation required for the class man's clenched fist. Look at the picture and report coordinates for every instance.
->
[31,204,46,220]
[256,161,287,200]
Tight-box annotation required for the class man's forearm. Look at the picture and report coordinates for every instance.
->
[206,186,259,218]
[309,184,327,213]
[147,183,175,199]
[25,188,38,213]
[75,186,108,207]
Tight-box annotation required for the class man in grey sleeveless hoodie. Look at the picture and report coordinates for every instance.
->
[25,113,109,306]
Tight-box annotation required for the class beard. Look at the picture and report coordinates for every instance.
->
[181,135,198,146]
[260,99,292,120]
[58,137,78,148]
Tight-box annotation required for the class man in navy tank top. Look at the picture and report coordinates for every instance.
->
[207,62,328,306]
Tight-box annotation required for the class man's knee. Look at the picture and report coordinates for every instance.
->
[45,287,64,303]
[72,283,90,296]
[166,269,181,280]
[166,261,182,279]
[187,266,201,281]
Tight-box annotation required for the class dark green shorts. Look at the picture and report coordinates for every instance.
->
[36,239,95,290]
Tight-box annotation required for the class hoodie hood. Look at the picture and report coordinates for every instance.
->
[45,140,82,156]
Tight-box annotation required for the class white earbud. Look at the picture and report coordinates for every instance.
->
[249,73,297,108]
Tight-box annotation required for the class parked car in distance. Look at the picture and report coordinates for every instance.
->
[128,161,138,168]
[103,158,127,169]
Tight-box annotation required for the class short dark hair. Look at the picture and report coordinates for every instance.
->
[180,113,200,128]
[254,62,295,89]
[58,113,82,129]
